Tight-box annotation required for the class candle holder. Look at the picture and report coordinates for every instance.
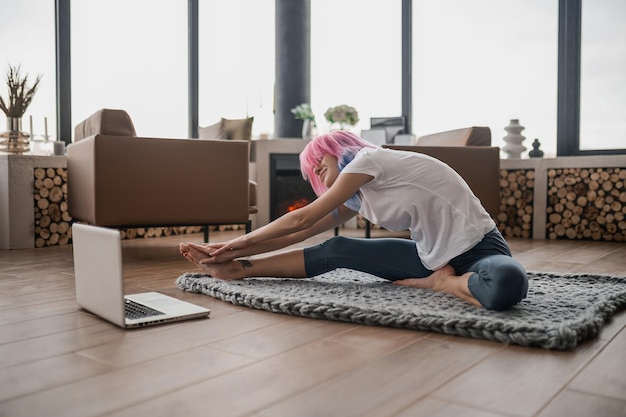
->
[29,136,46,155]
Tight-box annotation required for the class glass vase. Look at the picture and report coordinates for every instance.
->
[0,117,30,154]
[302,119,317,140]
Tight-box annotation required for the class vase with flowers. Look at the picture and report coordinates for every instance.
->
[291,103,317,140]
[0,64,42,153]
[324,104,359,131]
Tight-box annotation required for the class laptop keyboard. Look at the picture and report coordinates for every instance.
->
[124,298,166,320]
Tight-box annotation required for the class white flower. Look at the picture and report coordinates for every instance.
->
[324,104,359,126]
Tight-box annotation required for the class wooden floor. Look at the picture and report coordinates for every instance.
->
[1,228,625,417]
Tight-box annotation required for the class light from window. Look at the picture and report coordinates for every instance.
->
[0,0,56,142]
[72,0,187,139]
[580,0,626,151]
[413,0,558,157]
[199,0,275,138]
[311,0,402,136]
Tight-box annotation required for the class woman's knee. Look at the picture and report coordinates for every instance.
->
[304,236,353,276]
[467,255,528,311]
[322,235,351,250]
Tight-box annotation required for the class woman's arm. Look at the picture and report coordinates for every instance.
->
[209,172,372,256]
[192,204,356,263]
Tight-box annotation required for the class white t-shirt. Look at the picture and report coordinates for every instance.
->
[341,147,496,270]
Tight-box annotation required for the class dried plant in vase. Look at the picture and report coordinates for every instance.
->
[0,64,42,153]
[0,64,42,118]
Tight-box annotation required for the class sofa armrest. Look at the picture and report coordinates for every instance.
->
[66,133,97,222]
[68,135,250,227]
[74,109,137,141]
[416,126,491,147]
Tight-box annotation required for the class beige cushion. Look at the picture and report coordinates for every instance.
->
[198,120,225,140]
[416,126,491,147]
[74,109,137,141]
[222,117,254,140]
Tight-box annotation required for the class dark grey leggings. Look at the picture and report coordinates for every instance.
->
[303,229,528,311]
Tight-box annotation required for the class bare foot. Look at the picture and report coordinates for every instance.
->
[393,265,482,307]
[393,265,455,291]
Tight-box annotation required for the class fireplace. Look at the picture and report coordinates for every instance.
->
[269,153,317,221]
[249,139,312,227]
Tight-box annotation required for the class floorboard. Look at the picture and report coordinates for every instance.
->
[0,229,625,417]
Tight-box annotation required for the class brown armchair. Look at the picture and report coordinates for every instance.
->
[67,109,256,242]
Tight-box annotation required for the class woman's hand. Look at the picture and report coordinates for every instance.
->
[179,242,225,262]
[184,235,249,264]
[181,242,222,253]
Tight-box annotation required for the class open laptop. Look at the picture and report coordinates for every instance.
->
[72,223,210,328]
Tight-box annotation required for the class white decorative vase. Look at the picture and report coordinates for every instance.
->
[502,119,526,159]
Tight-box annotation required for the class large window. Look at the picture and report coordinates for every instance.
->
[412,1,558,157]
[71,0,187,139]
[311,0,402,135]
[198,0,275,138]
[0,0,56,141]
[579,0,626,151]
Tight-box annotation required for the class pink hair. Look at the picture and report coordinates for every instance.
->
[300,130,378,196]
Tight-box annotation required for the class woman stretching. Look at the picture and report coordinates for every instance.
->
[180,131,528,310]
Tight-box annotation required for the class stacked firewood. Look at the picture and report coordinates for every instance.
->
[546,167,625,241]
[33,168,71,247]
[118,226,205,240]
[118,225,245,239]
[497,169,535,238]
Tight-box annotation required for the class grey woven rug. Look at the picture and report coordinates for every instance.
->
[176,269,626,350]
